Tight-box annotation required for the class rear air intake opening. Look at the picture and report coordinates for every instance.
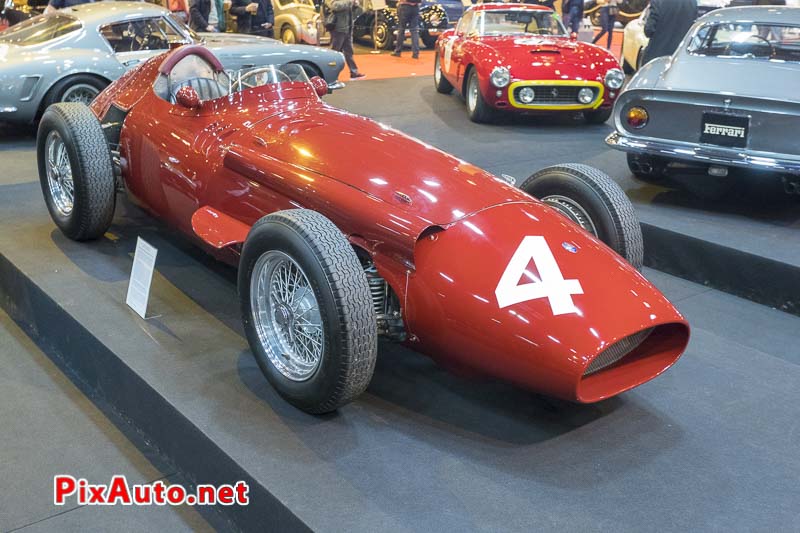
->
[577,323,690,403]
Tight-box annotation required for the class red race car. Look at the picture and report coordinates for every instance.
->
[36,45,688,414]
[434,4,625,123]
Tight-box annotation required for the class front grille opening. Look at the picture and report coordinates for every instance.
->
[577,322,690,403]
[584,328,653,376]
[513,85,598,106]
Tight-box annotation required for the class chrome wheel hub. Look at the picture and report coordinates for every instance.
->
[61,83,99,104]
[251,251,324,381]
[45,131,74,216]
[541,195,598,237]
[468,75,478,111]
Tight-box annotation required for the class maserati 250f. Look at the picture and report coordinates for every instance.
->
[434,4,625,123]
[36,44,689,413]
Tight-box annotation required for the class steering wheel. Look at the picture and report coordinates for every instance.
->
[231,67,292,92]
[723,34,774,58]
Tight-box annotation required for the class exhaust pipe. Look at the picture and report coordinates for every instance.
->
[630,159,653,175]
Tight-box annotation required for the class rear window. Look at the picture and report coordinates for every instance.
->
[0,14,81,45]
[688,22,800,62]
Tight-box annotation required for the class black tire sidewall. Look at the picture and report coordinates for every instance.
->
[524,173,624,253]
[238,222,347,411]
[466,69,492,123]
[434,53,453,93]
[46,75,107,108]
[37,111,97,239]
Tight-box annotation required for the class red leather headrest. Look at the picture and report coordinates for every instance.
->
[159,44,225,75]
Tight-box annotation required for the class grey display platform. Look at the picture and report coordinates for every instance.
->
[328,77,800,314]
[1,124,799,531]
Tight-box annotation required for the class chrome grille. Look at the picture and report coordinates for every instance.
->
[584,328,653,376]
[513,85,598,106]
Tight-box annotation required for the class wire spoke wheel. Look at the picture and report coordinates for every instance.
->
[540,194,598,237]
[467,73,478,112]
[45,130,74,216]
[251,250,324,381]
[61,83,100,104]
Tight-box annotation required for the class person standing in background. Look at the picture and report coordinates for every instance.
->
[592,0,617,49]
[326,0,366,79]
[167,0,191,24]
[391,0,420,58]
[190,0,229,32]
[561,0,584,34]
[231,0,274,37]
[642,0,697,64]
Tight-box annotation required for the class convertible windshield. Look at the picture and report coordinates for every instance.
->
[688,22,800,62]
[0,14,81,45]
[229,64,310,92]
[474,10,565,37]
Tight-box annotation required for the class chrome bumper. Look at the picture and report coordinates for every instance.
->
[606,132,800,176]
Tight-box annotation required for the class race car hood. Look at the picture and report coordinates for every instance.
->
[479,36,619,80]
[244,102,533,225]
[653,54,800,104]
[406,201,689,402]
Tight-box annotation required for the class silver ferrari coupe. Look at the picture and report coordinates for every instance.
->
[0,1,345,124]
[607,6,800,194]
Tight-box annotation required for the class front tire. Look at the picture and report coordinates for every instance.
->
[433,53,453,94]
[36,103,115,241]
[238,209,378,414]
[519,164,643,269]
[583,106,612,124]
[465,68,494,123]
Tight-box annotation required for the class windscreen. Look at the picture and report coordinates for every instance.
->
[0,14,81,45]
[229,64,310,92]
[689,22,800,62]
[474,10,565,37]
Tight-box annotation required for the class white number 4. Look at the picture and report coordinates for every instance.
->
[495,236,584,316]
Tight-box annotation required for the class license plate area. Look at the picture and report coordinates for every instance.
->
[700,112,749,148]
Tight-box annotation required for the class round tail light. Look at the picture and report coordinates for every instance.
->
[626,107,649,129]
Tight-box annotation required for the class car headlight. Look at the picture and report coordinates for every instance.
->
[518,87,535,104]
[578,87,595,104]
[490,67,510,88]
[605,68,624,90]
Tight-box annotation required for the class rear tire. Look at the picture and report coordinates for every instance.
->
[238,209,378,414]
[421,34,437,49]
[281,25,297,44]
[434,53,453,94]
[519,164,643,270]
[44,74,107,109]
[374,19,392,50]
[36,103,115,241]
[465,68,494,123]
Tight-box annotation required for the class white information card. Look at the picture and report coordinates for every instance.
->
[126,237,158,319]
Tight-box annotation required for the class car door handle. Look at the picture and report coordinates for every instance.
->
[122,59,141,67]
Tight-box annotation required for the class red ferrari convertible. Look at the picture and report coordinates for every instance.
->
[36,45,688,414]
[434,4,625,123]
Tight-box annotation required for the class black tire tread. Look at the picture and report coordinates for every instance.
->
[38,103,115,241]
[584,106,612,125]
[248,210,377,413]
[466,68,493,123]
[434,53,453,94]
[521,163,644,270]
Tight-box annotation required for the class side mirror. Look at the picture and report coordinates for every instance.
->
[175,85,201,109]
[309,76,329,98]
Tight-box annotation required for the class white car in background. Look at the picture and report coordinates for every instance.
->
[619,0,796,73]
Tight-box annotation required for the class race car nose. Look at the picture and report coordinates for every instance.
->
[404,201,689,402]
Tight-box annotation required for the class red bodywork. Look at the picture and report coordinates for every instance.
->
[436,4,622,113]
[92,45,689,403]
